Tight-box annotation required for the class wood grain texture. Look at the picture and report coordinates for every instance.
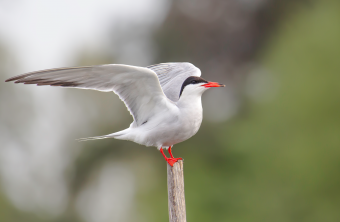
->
[167,160,186,222]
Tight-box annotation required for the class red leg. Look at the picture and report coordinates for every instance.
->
[160,147,182,167]
[168,146,174,158]
[160,148,168,159]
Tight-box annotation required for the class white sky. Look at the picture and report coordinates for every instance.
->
[0,0,169,72]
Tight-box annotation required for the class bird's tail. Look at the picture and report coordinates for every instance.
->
[77,128,130,142]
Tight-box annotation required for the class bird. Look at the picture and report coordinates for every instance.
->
[5,62,224,166]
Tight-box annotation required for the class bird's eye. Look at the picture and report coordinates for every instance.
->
[191,80,197,84]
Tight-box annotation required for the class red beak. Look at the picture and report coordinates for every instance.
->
[202,82,225,88]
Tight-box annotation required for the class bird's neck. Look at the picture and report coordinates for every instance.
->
[176,92,203,110]
[176,92,203,134]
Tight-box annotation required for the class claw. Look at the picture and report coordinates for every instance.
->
[166,157,182,167]
[160,147,182,167]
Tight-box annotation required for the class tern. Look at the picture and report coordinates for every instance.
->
[5,63,224,166]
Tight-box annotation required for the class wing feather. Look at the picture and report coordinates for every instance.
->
[6,64,171,126]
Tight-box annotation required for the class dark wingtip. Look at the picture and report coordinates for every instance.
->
[5,76,79,88]
[5,76,23,82]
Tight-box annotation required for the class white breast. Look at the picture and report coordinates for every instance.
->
[126,90,203,149]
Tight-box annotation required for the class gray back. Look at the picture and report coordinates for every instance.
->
[147,63,201,102]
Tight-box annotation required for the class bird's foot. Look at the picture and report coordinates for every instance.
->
[160,147,182,167]
[165,157,182,167]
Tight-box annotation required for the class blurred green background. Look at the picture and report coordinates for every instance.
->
[1,0,340,222]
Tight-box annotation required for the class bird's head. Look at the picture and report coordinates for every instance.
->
[179,76,225,98]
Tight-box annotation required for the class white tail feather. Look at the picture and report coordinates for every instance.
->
[76,135,111,142]
[76,128,130,142]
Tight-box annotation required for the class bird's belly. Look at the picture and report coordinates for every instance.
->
[144,114,202,147]
[160,127,197,147]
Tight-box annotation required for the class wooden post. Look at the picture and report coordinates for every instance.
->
[167,160,186,222]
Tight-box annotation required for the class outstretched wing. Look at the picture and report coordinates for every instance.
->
[146,62,201,102]
[5,64,171,126]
